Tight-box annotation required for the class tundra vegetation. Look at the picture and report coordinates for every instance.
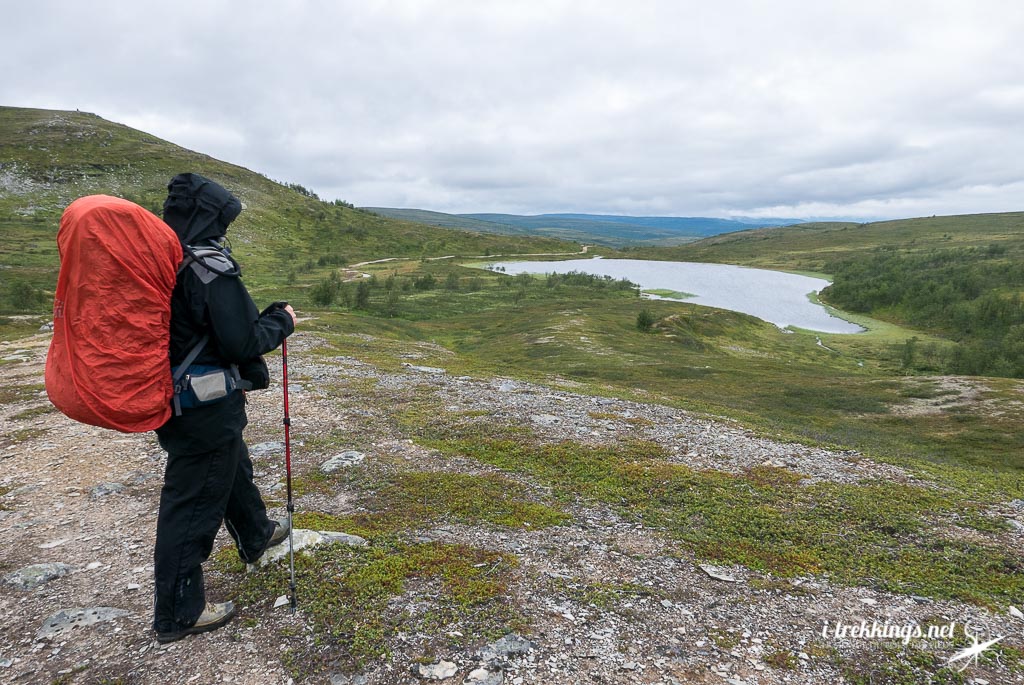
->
[1,107,1021,682]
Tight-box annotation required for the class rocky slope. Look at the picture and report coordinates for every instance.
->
[1,325,1022,685]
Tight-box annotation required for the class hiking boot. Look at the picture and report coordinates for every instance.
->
[155,601,235,644]
[249,518,290,563]
[267,518,289,548]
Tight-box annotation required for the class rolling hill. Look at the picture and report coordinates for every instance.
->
[0,106,578,313]
[367,207,803,246]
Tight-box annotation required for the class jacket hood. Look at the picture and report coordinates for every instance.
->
[162,173,242,245]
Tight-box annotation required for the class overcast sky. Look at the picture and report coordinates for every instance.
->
[4,1,1023,220]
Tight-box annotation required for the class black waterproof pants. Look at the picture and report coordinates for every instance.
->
[152,393,275,633]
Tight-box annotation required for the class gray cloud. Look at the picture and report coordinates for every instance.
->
[3,0,1023,219]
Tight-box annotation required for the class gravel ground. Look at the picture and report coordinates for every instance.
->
[1,330,1021,684]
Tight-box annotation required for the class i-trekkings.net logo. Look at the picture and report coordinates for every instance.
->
[821,620,1005,673]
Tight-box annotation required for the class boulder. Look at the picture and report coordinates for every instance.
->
[4,563,73,590]
[249,529,367,569]
[320,451,365,473]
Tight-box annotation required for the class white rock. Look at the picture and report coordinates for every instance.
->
[403,364,446,375]
[1009,606,1024,620]
[320,451,366,473]
[249,529,367,569]
[466,667,503,685]
[698,564,738,582]
[414,660,457,680]
[274,595,290,609]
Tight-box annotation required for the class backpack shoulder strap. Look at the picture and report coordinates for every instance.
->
[172,334,210,416]
[178,245,240,284]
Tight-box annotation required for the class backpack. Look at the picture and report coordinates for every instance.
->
[45,195,182,432]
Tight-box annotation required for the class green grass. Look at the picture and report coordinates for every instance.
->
[289,468,568,540]
[405,418,1022,607]
[222,539,520,677]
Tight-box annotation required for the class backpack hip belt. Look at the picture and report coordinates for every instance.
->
[170,335,253,415]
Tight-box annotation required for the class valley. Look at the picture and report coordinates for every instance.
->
[1,106,1022,684]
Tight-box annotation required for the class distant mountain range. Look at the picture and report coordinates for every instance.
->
[364,208,806,246]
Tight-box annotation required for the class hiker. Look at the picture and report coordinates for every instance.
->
[152,173,296,643]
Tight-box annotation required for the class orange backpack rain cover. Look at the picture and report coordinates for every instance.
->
[45,195,183,432]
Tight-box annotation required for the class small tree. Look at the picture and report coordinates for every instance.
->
[383,288,401,317]
[636,308,656,332]
[354,280,371,309]
[310,272,341,306]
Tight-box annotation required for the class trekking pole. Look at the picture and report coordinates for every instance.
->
[282,337,297,613]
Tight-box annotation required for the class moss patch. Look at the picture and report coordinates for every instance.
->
[414,423,1022,606]
[231,540,521,677]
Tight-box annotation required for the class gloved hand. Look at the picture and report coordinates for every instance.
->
[261,301,297,327]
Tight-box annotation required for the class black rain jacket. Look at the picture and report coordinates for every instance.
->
[161,173,293,371]
[156,174,293,459]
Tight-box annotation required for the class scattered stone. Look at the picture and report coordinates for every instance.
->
[466,667,503,685]
[479,633,537,663]
[90,482,125,498]
[320,451,365,473]
[403,364,446,375]
[122,470,159,485]
[496,381,518,393]
[413,660,457,680]
[531,414,561,426]
[1007,519,1024,533]
[38,538,70,550]
[126,583,140,591]
[37,607,130,639]
[1010,606,1024,620]
[249,442,285,458]
[3,563,72,590]
[330,675,369,685]
[0,658,12,668]
[698,564,738,583]
[250,529,367,568]
[39,322,54,332]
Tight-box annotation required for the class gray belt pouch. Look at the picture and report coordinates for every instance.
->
[189,368,232,403]
[172,364,241,411]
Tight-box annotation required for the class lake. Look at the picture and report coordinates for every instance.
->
[486,258,864,334]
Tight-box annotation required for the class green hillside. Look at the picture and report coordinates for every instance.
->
[0,106,578,313]
[627,213,1024,273]
[364,207,533,237]
[628,213,1024,377]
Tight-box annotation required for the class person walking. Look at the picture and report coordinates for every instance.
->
[152,173,296,643]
